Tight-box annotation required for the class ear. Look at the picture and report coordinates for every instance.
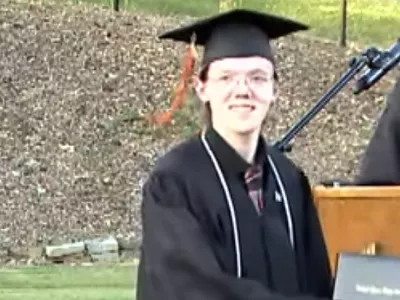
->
[193,75,208,104]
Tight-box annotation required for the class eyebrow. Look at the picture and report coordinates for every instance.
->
[247,68,272,75]
[214,68,272,75]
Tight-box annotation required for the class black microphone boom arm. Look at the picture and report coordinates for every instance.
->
[274,38,400,153]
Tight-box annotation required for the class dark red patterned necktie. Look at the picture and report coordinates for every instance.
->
[244,165,264,213]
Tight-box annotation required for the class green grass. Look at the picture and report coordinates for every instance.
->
[0,264,135,300]
[263,0,399,47]
[73,0,399,47]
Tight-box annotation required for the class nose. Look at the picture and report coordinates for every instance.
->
[234,77,251,98]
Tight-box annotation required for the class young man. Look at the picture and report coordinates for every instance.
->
[137,9,333,300]
[356,78,400,185]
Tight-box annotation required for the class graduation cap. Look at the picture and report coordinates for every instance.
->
[148,9,309,125]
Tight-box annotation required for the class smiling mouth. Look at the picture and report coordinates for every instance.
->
[228,104,255,112]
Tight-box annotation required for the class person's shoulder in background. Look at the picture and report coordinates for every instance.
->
[355,77,400,185]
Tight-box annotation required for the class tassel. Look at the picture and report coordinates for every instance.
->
[148,34,198,126]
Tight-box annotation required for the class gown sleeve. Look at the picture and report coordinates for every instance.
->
[136,170,332,300]
[356,79,400,185]
[300,171,334,298]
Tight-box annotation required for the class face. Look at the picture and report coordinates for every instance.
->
[194,56,276,135]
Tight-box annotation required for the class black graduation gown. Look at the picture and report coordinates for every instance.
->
[136,128,333,300]
[356,78,400,185]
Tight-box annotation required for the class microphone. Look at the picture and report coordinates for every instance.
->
[353,39,400,95]
[274,38,399,152]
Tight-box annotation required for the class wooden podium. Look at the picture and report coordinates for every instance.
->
[312,185,400,272]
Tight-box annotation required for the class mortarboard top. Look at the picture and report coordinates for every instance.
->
[159,8,310,70]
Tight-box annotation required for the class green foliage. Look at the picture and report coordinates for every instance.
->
[261,0,399,47]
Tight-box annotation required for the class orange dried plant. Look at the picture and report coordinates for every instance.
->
[147,35,198,126]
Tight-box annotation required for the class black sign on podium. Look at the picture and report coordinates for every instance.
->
[334,252,400,300]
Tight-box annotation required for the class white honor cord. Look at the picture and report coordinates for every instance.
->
[201,132,296,278]
[201,132,242,278]
[267,156,295,249]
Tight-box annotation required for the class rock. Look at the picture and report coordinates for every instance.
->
[90,252,119,263]
[85,236,119,262]
[85,236,119,254]
[45,241,85,258]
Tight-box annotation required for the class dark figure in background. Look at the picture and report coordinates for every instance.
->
[356,78,400,185]
[136,9,333,300]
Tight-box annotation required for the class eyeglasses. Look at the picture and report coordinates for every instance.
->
[207,72,273,89]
